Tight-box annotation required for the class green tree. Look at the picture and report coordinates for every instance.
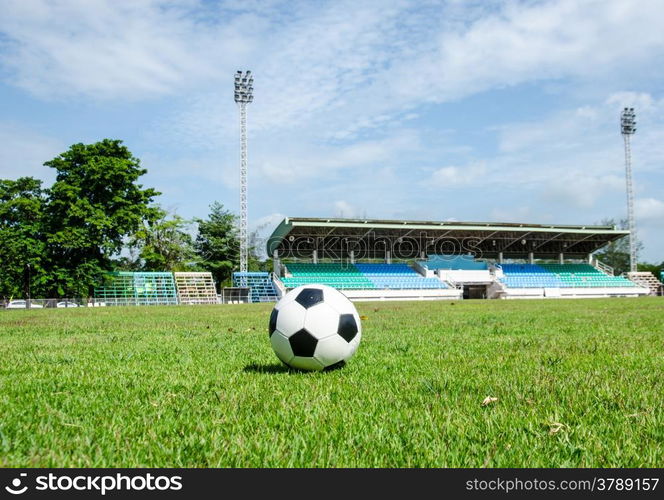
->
[593,218,644,275]
[129,207,195,271]
[637,261,664,275]
[194,202,240,289]
[248,224,272,272]
[43,139,160,296]
[0,177,47,299]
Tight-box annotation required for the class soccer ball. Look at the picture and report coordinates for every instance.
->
[269,284,362,371]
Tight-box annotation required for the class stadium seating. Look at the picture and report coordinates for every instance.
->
[285,263,363,276]
[233,272,280,302]
[282,262,448,290]
[174,272,218,304]
[283,263,374,289]
[499,263,637,288]
[367,277,448,289]
[354,263,448,289]
[498,264,564,288]
[625,272,663,295]
[94,272,179,306]
[354,263,418,276]
[539,264,636,287]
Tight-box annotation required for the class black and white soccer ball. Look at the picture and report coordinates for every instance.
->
[269,284,362,371]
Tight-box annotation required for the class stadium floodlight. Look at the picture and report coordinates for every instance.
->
[234,70,254,282]
[620,107,637,273]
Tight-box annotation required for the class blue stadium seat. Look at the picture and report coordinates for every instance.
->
[282,262,448,290]
[499,264,637,288]
[233,272,280,302]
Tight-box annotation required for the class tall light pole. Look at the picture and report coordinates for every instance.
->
[620,107,637,273]
[234,70,253,281]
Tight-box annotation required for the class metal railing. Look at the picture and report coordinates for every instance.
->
[1,298,105,309]
[592,257,615,276]
[271,273,286,298]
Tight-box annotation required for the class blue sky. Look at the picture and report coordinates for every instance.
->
[1,0,663,262]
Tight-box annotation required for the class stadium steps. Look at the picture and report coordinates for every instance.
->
[174,272,218,304]
[233,272,280,303]
[625,272,663,295]
[94,271,179,306]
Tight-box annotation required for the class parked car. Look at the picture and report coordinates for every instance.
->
[56,301,79,308]
[5,300,43,309]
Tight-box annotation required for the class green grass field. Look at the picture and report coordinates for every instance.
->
[0,298,662,468]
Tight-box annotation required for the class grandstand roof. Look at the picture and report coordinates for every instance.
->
[266,217,629,260]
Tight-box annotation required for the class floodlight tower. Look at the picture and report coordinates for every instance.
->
[234,70,253,279]
[620,107,637,273]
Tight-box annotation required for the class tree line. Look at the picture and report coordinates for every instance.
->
[2,139,661,300]
[593,218,663,276]
[0,139,267,299]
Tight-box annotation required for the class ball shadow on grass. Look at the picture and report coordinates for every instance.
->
[243,360,346,374]
[243,362,292,374]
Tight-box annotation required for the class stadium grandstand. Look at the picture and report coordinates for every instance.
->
[174,272,219,305]
[232,272,279,303]
[95,271,218,306]
[258,217,656,301]
[92,217,660,305]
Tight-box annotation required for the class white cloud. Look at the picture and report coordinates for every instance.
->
[497,104,611,155]
[142,152,238,189]
[541,174,625,209]
[252,212,285,233]
[146,0,664,157]
[429,162,486,187]
[606,92,655,112]
[0,0,249,99]
[333,200,360,218]
[255,131,420,184]
[489,206,532,222]
[250,211,285,258]
[390,0,664,104]
[635,198,664,223]
[492,94,664,197]
[7,0,661,155]
[2,0,664,261]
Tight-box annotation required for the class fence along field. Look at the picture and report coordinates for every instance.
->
[0,297,662,467]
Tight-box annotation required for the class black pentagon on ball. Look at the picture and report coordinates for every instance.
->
[268,308,278,337]
[289,328,318,357]
[294,288,324,309]
[338,314,358,342]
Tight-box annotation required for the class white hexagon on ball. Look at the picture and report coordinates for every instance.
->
[274,301,306,338]
[290,356,324,371]
[270,331,294,365]
[304,303,341,340]
[322,286,357,315]
[314,334,351,366]
[268,284,362,371]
